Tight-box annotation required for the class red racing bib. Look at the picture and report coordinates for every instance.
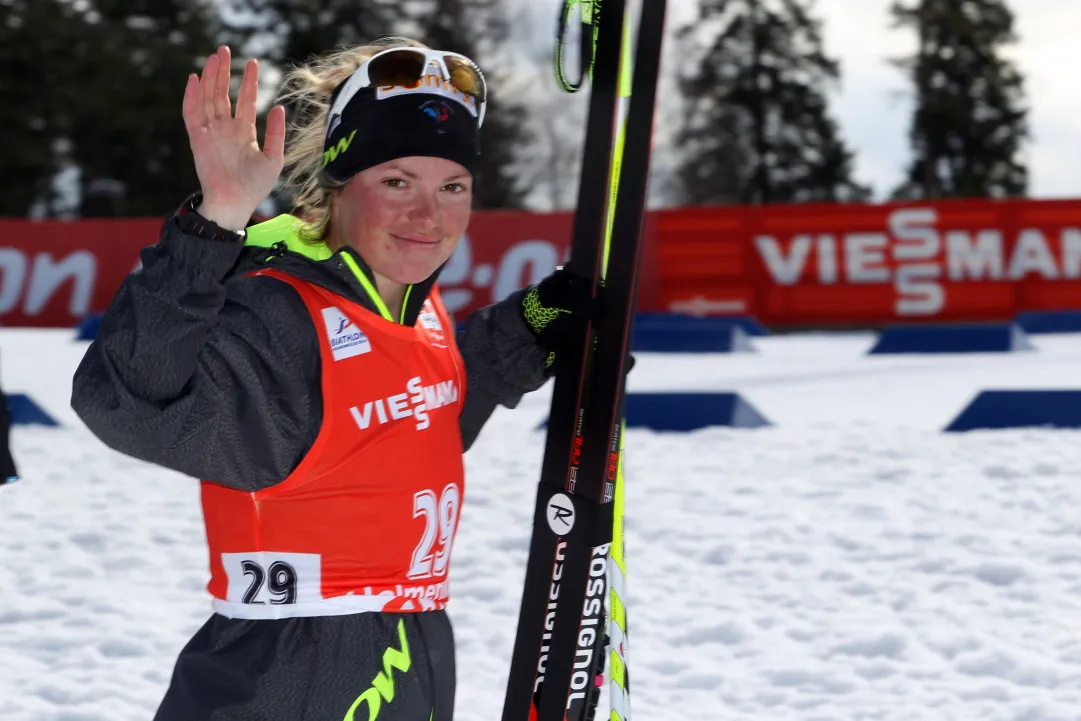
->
[200,270,466,619]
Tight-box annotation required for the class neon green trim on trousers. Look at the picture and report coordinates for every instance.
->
[343,619,413,721]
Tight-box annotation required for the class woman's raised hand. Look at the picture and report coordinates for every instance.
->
[182,45,287,231]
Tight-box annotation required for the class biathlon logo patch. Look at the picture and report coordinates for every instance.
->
[321,306,372,361]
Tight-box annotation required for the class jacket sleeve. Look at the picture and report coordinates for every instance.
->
[455,287,549,451]
[70,214,322,492]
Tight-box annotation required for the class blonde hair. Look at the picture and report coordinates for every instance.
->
[276,36,431,242]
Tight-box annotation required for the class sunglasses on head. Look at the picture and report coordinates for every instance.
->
[327,47,488,132]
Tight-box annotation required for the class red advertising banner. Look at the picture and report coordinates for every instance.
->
[656,198,1081,326]
[0,219,155,328]
[0,198,1077,328]
[0,213,660,327]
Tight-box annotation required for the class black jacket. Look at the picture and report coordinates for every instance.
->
[70,201,551,491]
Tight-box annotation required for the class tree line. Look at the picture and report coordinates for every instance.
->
[0,0,1029,217]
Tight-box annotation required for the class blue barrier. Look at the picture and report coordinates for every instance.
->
[945,390,1081,432]
[624,392,770,431]
[1014,310,1081,335]
[455,313,768,349]
[537,392,770,432]
[632,317,756,353]
[636,313,768,337]
[76,313,103,341]
[6,393,60,427]
[868,323,1034,355]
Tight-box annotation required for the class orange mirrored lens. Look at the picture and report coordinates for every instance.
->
[444,56,483,99]
[367,50,427,88]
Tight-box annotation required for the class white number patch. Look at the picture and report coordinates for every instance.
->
[221,552,322,605]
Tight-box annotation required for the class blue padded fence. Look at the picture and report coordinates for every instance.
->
[76,313,103,341]
[1014,310,1081,335]
[623,392,771,431]
[538,392,770,432]
[869,322,1033,355]
[6,393,60,427]
[944,390,1081,432]
[631,314,766,353]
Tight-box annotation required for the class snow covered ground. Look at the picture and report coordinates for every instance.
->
[1,328,1080,721]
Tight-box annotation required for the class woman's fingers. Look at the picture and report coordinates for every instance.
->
[200,50,219,125]
[262,104,287,164]
[181,73,201,132]
[212,45,234,122]
[235,58,259,128]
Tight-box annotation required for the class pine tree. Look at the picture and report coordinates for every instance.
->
[220,0,404,68]
[674,0,870,206]
[0,0,219,217]
[0,0,82,216]
[72,1,222,216]
[890,0,1028,199]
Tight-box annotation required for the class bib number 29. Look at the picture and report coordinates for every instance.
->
[407,483,461,580]
[221,552,320,606]
[242,560,297,604]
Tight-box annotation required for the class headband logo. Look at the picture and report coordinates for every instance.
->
[421,100,451,122]
[420,100,453,133]
[322,129,357,167]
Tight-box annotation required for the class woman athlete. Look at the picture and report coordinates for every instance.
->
[71,37,595,720]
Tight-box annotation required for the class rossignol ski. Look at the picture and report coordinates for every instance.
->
[500,0,667,720]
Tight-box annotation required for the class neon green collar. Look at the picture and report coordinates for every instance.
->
[245,214,411,323]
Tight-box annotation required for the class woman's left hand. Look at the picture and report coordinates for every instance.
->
[518,267,604,377]
[519,267,597,351]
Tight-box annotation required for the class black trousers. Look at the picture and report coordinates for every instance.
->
[154,610,455,721]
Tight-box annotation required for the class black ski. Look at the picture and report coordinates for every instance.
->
[500,0,668,719]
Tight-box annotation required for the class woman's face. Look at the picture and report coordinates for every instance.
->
[332,156,473,286]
